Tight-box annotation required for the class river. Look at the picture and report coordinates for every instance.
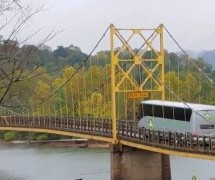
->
[0,144,110,180]
[0,144,215,180]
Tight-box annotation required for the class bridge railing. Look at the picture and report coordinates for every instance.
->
[1,116,215,154]
[117,120,215,154]
[0,115,112,136]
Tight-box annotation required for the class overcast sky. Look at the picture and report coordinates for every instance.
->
[20,0,215,53]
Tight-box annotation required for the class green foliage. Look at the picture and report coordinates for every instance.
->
[1,45,215,142]
[28,48,215,119]
[53,46,71,58]
[53,45,87,67]
[27,132,37,140]
[3,41,215,140]
[0,131,6,140]
[81,92,111,118]
[35,134,49,141]
[4,131,17,141]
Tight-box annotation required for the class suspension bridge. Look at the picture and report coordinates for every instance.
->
[1,24,215,165]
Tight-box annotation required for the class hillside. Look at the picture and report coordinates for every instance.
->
[198,50,215,68]
[184,49,215,69]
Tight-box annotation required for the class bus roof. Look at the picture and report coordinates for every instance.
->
[140,100,215,111]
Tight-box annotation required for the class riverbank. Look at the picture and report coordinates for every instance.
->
[2,139,110,148]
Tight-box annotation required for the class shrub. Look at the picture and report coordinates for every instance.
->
[4,131,17,141]
[36,134,49,141]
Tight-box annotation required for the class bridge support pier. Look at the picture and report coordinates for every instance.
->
[110,144,171,180]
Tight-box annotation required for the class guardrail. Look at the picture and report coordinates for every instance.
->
[117,121,215,154]
[0,116,112,137]
[0,116,215,155]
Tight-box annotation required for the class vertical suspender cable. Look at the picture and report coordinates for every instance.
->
[70,77,75,129]
[54,104,56,127]
[187,58,190,102]
[199,68,202,103]
[89,57,94,119]
[39,26,110,106]
[42,105,45,125]
[168,53,171,100]
[48,106,51,127]
[83,65,87,118]
[103,54,107,119]
[150,49,153,99]
[77,72,81,119]
[96,54,101,118]
[64,85,69,128]
[210,80,213,104]
[71,78,75,119]
[177,58,180,98]
[58,89,63,127]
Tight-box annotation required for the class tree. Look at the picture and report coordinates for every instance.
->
[0,1,61,110]
[165,71,181,101]
[182,73,201,102]
[52,45,88,67]
[29,78,54,115]
[81,92,111,118]
[53,46,71,58]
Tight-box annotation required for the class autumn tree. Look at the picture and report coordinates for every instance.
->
[0,0,60,110]
[165,71,181,101]
[29,69,54,116]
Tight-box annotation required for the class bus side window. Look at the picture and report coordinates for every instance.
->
[154,105,163,118]
[163,106,174,119]
[143,104,153,116]
[174,107,185,121]
[173,107,191,121]
[185,109,192,121]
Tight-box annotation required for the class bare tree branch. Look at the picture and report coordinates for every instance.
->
[0,1,62,108]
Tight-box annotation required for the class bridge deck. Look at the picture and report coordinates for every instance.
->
[0,116,215,160]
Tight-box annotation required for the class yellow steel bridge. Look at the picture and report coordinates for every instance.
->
[1,24,215,161]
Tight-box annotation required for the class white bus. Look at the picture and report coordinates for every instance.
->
[138,100,215,136]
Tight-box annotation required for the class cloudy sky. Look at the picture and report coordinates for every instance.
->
[19,0,215,53]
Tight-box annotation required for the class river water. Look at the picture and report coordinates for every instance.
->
[0,144,215,180]
[0,145,110,180]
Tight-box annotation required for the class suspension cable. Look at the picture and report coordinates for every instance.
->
[44,25,158,112]
[163,25,215,119]
[163,25,215,86]
[64,26,163,120]
[39,25,110,104]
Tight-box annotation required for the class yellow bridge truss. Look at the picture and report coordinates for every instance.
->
[110,24,165,142]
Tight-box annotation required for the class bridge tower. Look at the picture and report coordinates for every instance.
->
[110,24,170,180]
[110,24,165,143]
